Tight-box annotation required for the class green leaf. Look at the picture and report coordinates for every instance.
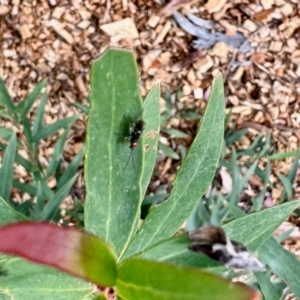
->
[32,90,47,137]
[223,200,300,251]
[254,271,281,300]
[158,142,180,160]
[124,73,225,258]
[258,237,300,297]
[162,128,189,138]
[137,235,226,276]
[116,258,260,300]
[57,144,85,190]
[277,173,293,201]
[0,127,14,141]
[0,222,117,287]
[0,196,27,225]
[85,48,144,256]
[70,102,89,114]
[33,182,44,215]
[46,127,70,178]
[268,150,299,160]
[141,82,160,196]
[280,150,300,202]
[0,133,16,201]
[12,179,37,195]
[32,115,80,142]
[0,78,14,114]
[15,79,47,122]
[0,258,93,300]
[38,174,78,221]
[225,128,248,146]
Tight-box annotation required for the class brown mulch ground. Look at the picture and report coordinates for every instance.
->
[1,0,300,294]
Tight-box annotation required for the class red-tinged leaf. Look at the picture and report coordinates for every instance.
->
[0,222,117,286]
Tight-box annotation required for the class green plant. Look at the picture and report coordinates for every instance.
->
[0,48,299,300]
[0,77,84,223]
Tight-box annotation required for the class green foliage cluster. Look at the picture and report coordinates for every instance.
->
[0,78,84,222]
[0,48,299,300]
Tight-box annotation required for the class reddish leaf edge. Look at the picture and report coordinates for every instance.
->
[0,221,117,287]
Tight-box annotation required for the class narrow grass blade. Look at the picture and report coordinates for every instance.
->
[39,174,78,221]
[0,78,15,114]
[33,116,79,142]
[0,133,16,200]
[32,90,47,137]
[15,79,46,122]
[46,127,70,178]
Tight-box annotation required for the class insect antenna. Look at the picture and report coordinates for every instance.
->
[123,149,135,170]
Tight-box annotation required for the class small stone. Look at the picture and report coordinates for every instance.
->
[193,87,203,99]
[211,42,228,58]
[243,19,258,32]
[148,15,160,28]
[77,20,90,29]
[270,41,283,52]
[0,6,10,15]
[19,24,32,40]
[280,3,293,16]
[100,18,139,39]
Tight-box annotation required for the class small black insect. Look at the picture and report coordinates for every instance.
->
[124,119,145,169]
[129,119,144,150]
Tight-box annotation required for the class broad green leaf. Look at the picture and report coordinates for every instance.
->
[46,127,70,178]
[15,79,46,122]
[33,115,79,142]
[141,82,160,196]
[258,237,300,298]
[57,144,85,189]
[137,235,226,276]
[0,222,117,286]
[0,196,27,225]
[124,73,225,258]
[85,48,144,256]
[0,133,16,201]
[0,78,14,114]
[116,258,260,300]
[39,174,78,221]
[223,200,300,251]
[32,90,47,137]
[0,258,93,300]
